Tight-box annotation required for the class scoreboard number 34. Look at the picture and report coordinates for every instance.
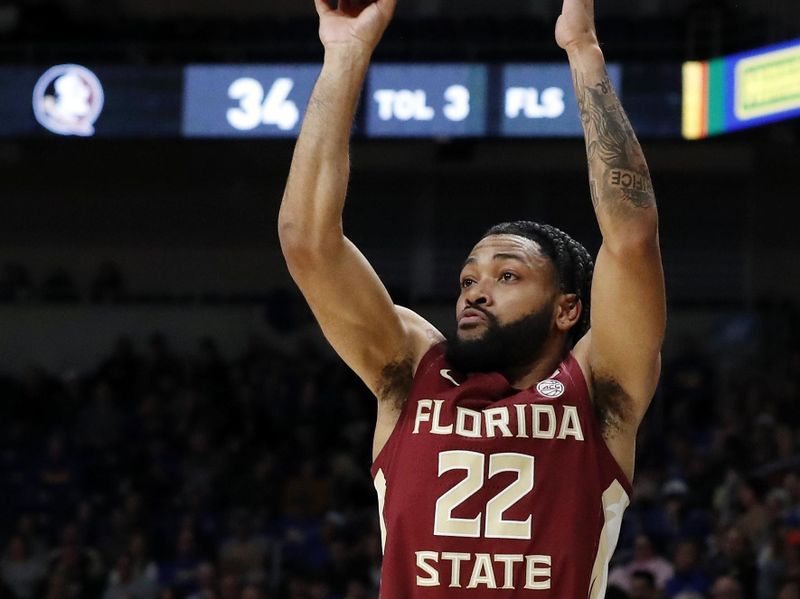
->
[227,77,300,132]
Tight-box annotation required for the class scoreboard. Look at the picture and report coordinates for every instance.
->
[4,61,678,139]
[180,63,620,138]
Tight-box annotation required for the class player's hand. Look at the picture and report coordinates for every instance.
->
[314,0,397,55]
[555,0,599,52]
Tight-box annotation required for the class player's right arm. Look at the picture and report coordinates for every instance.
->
[278,0,442,403]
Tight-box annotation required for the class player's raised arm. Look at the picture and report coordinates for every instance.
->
[558,0,666,443]
[278,0,442,401]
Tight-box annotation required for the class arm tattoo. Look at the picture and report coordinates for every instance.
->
[575,69,655,212]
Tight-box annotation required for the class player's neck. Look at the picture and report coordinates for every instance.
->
[506,341,567,390]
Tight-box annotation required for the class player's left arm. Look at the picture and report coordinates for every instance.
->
[559,0,666,434]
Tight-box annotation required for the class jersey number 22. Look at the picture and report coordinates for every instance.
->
[435,451,534,540]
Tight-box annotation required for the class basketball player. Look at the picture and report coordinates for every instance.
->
[279,0,665,595]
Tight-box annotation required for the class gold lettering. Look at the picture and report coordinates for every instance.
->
[495,554,524,590]
[467,554,497,589]
[431,399,454,435]
[524,555,552,590]
[558,405,584,441]
[413,400,433,434]
[484,407,513,438]
[416,551,440,587]
[441,552,471,588]
[532,405,556,439]
[514,404,528,438]
[455,408,482,438]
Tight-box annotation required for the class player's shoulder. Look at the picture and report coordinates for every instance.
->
[394,305,445,371]
[568,330,593,396]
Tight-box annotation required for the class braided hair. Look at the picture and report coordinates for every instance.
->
[482,221,594,348]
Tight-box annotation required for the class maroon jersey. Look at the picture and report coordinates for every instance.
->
[371,343,632,598]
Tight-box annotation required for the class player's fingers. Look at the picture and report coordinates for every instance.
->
[375,0,397,19]
[313,0,333,16]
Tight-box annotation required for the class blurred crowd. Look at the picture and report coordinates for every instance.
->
[0,301,797,599]
[0,332,381,599]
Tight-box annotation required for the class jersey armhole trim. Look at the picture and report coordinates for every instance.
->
[371,342,446,475]
[565,352,634,495]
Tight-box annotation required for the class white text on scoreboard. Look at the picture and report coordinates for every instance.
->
[366,65,487,137]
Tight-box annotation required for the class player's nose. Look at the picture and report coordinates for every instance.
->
[463,280,492,306]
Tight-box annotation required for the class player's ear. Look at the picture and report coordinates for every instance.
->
[554,294,581,333]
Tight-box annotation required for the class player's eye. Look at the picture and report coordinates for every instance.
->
[460,277,476,289]
[500,272,518,282]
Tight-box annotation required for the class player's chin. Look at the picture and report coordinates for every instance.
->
[456,323,487,340]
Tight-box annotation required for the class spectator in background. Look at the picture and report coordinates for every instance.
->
[710,575,745,598]
[242,583,268,599]
[98,508,136,565]
[102,553,157,599]
[158,528,202,597]
[638,478,710,550]
[127,534,158,590]
[708,527,758,596]
[785,473,800,525]
[282,460,329,519]
[783,540,800,588]
[665,539,711,597]
[757,525,794,599]
[779,581,800,599]
[43,571,70,599]
[663,337,715,431]
[735,477,770,547]
[37,434,77,524]
[0,536,47,599]
[45,523,104,598]
[13,516,47,562]
[218,512,268,585]
[307,578,334,599]
[284,574,311,599]
[180,431,224,503]
[360,530,382,592]
[186,561,216,599]
[630,569,660,599]
[219,574,240,599]
[609,534,675,593]
[341,579,373,599]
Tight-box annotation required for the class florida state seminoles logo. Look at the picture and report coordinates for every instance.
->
[33,64,104,136]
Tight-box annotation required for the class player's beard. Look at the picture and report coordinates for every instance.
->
[445,302,554,377]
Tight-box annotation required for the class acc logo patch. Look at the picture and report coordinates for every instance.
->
[33,64,104,136]
[536,379,565,398]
